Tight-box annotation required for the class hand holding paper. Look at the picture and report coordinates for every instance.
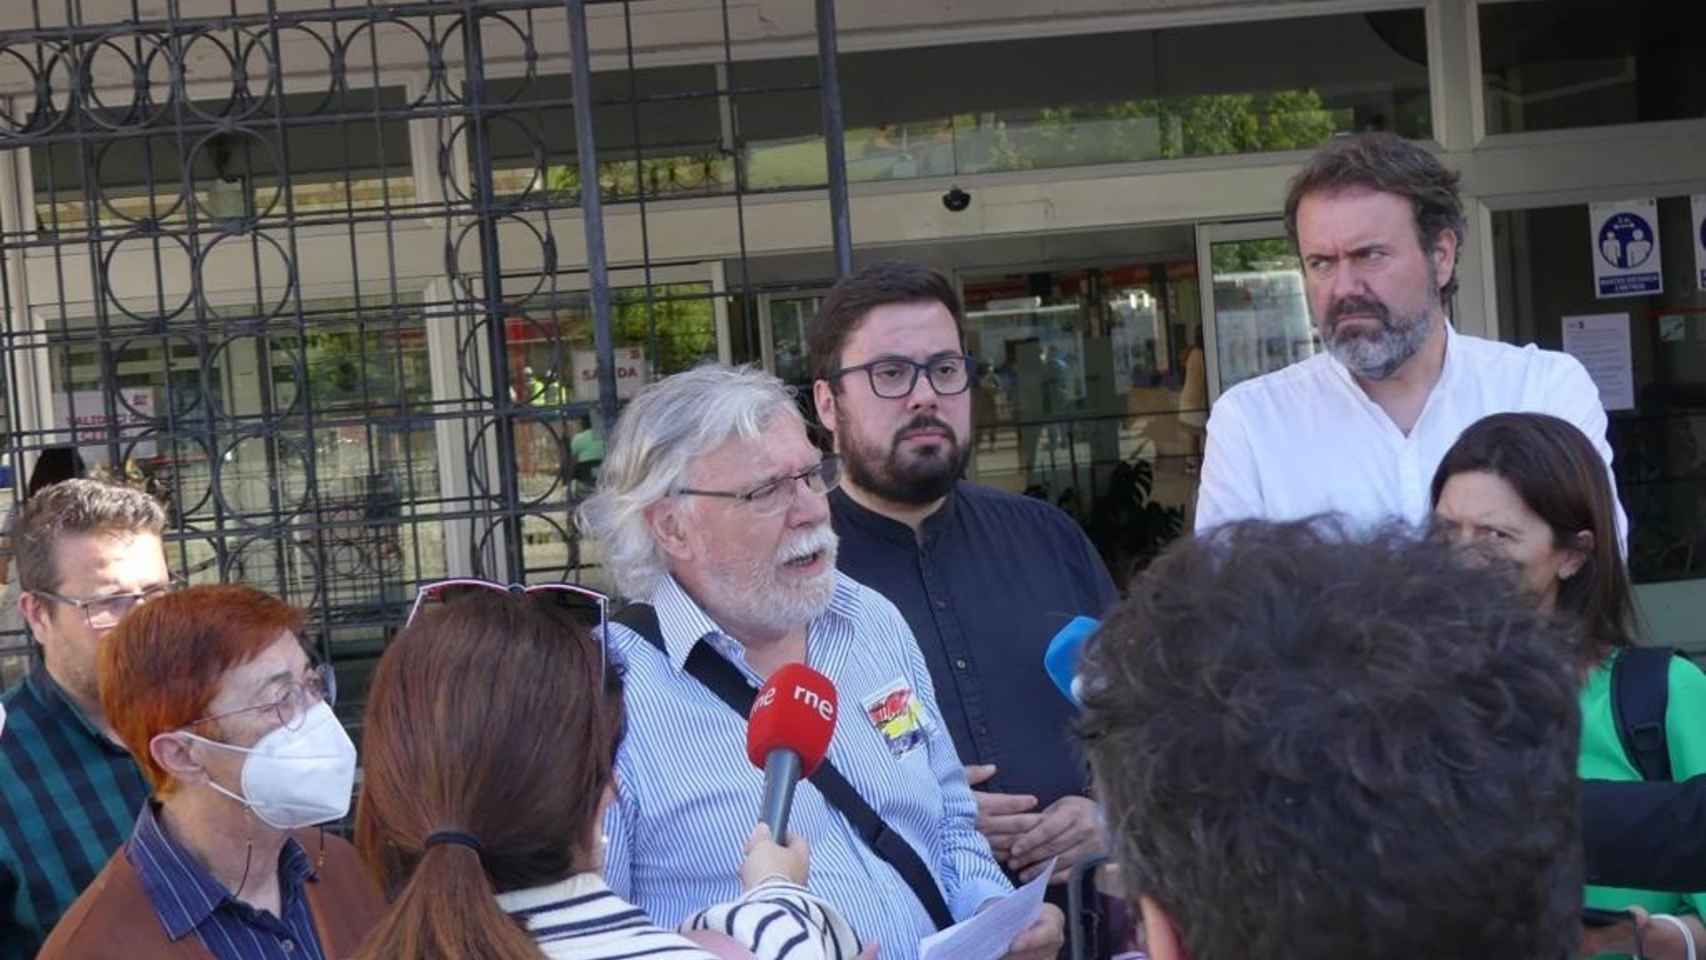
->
[918,857,1061,960]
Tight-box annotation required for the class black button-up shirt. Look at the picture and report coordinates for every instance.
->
[830,483,1118,808]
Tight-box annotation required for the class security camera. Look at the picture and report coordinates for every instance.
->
[942,186,971,213]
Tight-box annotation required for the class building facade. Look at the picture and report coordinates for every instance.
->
[2,0,1702,704]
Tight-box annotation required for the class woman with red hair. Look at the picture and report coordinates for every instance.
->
[38,583,384,959]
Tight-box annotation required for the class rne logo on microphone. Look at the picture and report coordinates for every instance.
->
[792,685,835,722]
[754,687,778,710]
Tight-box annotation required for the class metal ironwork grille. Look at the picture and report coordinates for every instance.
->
[0,0,845,719]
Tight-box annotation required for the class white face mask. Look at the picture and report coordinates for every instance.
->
[184,701,357,830]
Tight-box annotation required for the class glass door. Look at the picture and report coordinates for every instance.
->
[960,263,1199,505]
[760,292,828,389]
[1195,220,1318,403]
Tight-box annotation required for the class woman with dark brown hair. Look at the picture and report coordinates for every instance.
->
[351,582,867,960]
[1433,412,1706,960]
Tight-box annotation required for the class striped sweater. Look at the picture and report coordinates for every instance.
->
[498,872,864,960]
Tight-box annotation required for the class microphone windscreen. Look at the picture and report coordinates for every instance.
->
[747,663,838,776]
[1043,616,1101,707]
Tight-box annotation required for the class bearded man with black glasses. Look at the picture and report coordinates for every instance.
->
[0,478,175,958]
[808,262,1118,907]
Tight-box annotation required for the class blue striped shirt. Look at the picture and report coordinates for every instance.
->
[602,573,1013,960]
[126,803,327,960]
[1,666,150,960]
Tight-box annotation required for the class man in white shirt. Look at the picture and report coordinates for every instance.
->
[1195,132,1622,534]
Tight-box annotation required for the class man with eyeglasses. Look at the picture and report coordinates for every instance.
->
[808,262,1118,906]
[0,478,174,958]
[579,363,1062,960]
[38,583,382,959]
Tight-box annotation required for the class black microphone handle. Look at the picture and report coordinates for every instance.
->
[760,748,803,841]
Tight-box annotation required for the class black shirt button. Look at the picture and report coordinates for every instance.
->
[954,658,968,670]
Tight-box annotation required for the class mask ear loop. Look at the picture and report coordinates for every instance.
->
[233,836,253,901]
[183,728,257,900]
[232,793,255,900]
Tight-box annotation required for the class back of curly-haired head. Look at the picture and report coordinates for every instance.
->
[1078,518,1581,960]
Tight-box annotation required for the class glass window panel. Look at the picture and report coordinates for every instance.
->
[744,10,1429,189]
[736,57,830,190]
[481,66,732,204]
[32,87,416,235]
[1492,197,1706,586]
[506,281,715,588]
[963,266,1192,476]
[1479,0,1704,135]
[40,294,445,598]
[505,279,715,512]
[1208,238,1317,392]
[962,263,1195,582]
[769,295,821,386]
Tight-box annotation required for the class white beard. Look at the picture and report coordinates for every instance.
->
[703,524,840,635]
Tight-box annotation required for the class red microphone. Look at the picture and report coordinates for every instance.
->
[747,663,838,841]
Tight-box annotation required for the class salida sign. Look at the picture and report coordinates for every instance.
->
[570,347,647,402]
[50,389,157,462]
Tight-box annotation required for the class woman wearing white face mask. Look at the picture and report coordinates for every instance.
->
[38,584,385,960]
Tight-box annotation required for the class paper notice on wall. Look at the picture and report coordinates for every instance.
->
[1590,199,1664,299]
[1692,195,1706,292]
[1561,314,1635,411]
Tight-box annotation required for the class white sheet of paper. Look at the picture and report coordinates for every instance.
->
[918,856,1057,960]
[1561,313,1635,411]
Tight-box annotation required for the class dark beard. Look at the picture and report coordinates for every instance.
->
[1319,260,1440,381]
[840,414,969,506]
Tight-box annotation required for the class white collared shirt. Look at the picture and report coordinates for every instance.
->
[1195,324,1625,538]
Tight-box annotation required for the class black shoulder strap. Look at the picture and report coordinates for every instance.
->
[612,603,956,930]
[1612,646,1674,782]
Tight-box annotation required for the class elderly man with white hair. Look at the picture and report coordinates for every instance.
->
[579,364,1063,960]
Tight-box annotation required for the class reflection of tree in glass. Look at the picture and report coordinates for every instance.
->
[541,152,731,202]
[1211,237,1298,275]
[988,89,1342,172]
[288,329,430,409]
[613,286,717,375]
[549,283,718,379]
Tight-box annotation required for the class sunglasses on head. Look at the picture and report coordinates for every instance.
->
[407,578,611,676]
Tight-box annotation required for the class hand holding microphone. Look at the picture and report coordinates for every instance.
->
[739,822,811,890]
[746,662,839,843]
